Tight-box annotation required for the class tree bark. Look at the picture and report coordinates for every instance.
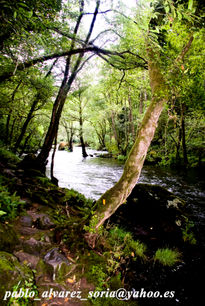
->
[5,80,22,145]
[128,91,135,141]
[85,34,194,247]
[19,131,32,157]
[111,111,120,149]
[51,131,58,186]
[36,0,99,170]
[79,107,88,158]
[85,49,168,247]
[181,103,188,166]
[13,95,39,153]
[176,125,182,163]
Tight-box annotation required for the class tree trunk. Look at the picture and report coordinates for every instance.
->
[36,0,99,170]
[128,91,135,141]
[181,103,188,166]
[19,131,32,157]
[79,109,88,158]
[176,125,182,163]
[69,135,73,152]
[139,90,144,114]
[9,116,17,146]
[85,50,168,247]
[6,80,22,145]
[51,131,58,186]
[68,123,74,152]
[13,95,39,153]
[111,111,120,149]
[36,86,68,170]
[5,109,12,146]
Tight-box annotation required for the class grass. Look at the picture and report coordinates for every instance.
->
[154,248,181,266]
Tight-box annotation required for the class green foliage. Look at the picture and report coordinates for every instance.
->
[105,141,120,156]
[117,155,127,162]
[84,213,103,235]
[108,227,147,260]
[154,248,181,266]
[0,0,62,49]
[35,176,55,188]
[89,265,107,291]
[8,277,38,306]
[83,251,107,288]
[0,147,20,165]
[182,219,196,245]
[124,239,147,258]
[64,189,93,208]
[0,185,25,221]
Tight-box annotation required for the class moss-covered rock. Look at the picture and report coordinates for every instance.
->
[35,215,56,230]
[0,223,19,252]
[22,237,50,256]
[0,147,20,166]
[0,251,34,304]
[63,188,93,208]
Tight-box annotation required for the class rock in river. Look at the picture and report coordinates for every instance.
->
[108,183,188,248]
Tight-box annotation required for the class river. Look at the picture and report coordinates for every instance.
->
[46,147,205,242]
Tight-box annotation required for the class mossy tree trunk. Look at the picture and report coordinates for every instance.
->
[85,35,194,247]
[85,49,168,247]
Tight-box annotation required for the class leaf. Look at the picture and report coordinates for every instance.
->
[66,278,75,284]
[164,6,169,14]
[177,11,182,20]
[27,11,33,18]
[0,210,6,216]
[67,275,76,284]
[13,11,17,19]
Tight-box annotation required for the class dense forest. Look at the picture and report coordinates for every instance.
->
[0,0,204,305]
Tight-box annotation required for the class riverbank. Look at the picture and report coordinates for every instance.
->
[0,148,204,305]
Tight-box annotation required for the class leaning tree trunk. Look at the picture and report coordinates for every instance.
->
[85,34,194,247]
[85,50,168,247]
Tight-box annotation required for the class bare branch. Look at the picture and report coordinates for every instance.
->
[175,35,194,63]
[76,53,96,74]
[0,46,147,83]
[118,70,126,90]
[170,34,194,74]
[83,10,112,15]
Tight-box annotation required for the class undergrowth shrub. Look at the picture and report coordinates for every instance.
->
[154,248,181,266]
[0,184,25,220]
[0,147,20,165]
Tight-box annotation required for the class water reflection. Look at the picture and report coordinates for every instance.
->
[46,147,124,199]
[46,147,204,206]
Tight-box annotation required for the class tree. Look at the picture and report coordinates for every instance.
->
[66,84,91,157]
[85,1,196,247]
[0,0,62,50]
[13,63,56,153]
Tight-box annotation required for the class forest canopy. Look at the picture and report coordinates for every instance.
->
[0,0,204,170]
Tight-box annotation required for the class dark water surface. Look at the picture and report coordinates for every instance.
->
[46,147,205,240]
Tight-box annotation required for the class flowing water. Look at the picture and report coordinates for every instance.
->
[46,147,205,240]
